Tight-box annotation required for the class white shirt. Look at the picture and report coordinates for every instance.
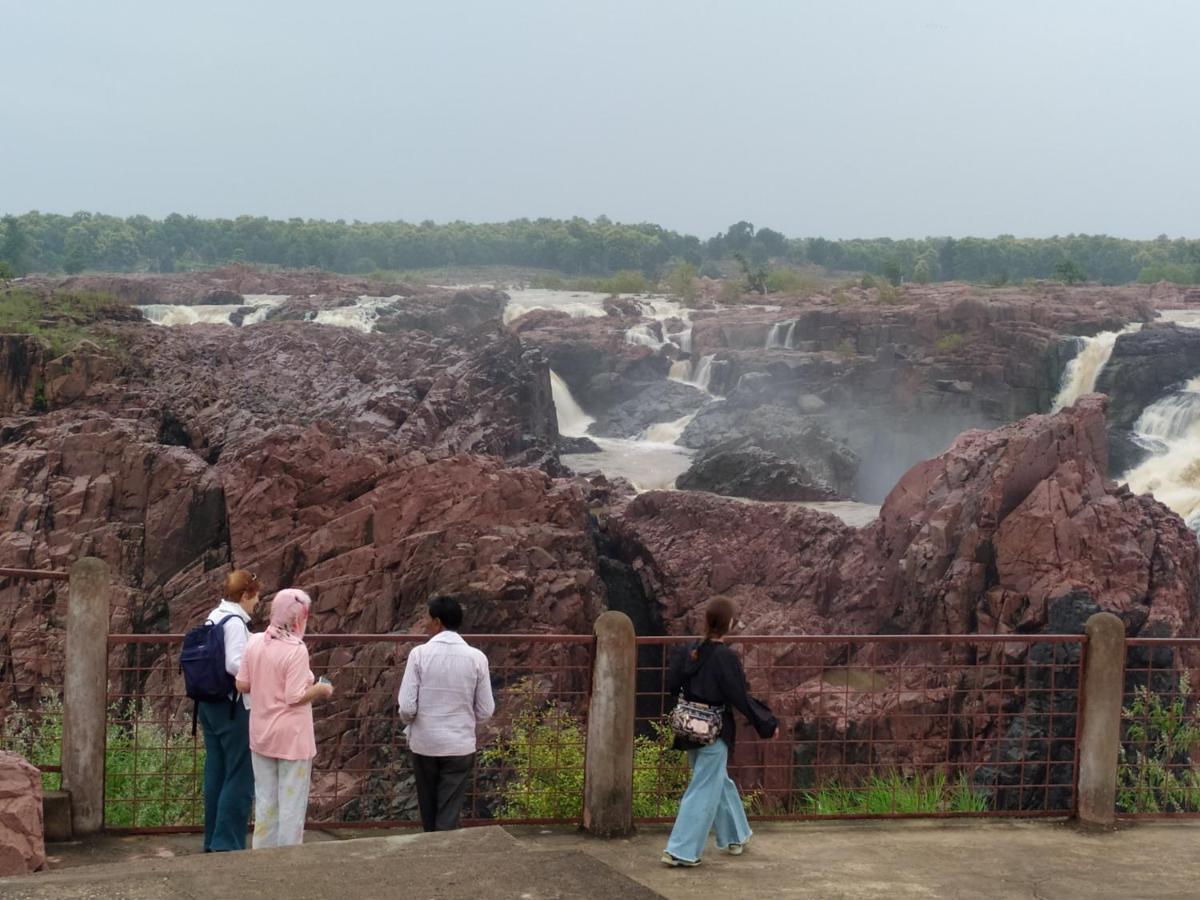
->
[397,631,495,756]
[206,600,252,708]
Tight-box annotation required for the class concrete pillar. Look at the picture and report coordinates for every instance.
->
[61,557,110,835]
[583,610,636,836]
[1076,612,1126,827]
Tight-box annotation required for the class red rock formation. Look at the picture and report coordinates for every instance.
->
[0,751,45,875]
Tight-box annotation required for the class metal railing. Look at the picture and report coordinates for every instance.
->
[0,567,70,784]
[633,634,1087,820]
[1118,637,1200,818]
[104,632,594,832]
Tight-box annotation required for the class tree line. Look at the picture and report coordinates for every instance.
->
[2,211,1198,285]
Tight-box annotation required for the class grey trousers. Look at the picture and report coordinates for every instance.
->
[411,751,474,832]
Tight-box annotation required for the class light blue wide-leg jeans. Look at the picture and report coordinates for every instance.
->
[665,740,753,862]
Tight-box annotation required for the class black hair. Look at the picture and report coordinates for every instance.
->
[428,595,464,631]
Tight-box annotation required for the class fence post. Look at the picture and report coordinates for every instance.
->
[583,610,636,836]
[1076,611,1125,827]
[61,557,111,835]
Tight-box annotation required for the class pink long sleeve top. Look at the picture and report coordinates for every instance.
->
[239,631,317,761]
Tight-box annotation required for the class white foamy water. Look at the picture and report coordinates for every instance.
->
[502,289,613,325]
[313,296,401,332]
[140,295,287,327]
[1118,312,1200,530]
[552,368,695,491]
[567,438,695,492]
[799,501,882,528]
[625,323,665,348]
[641,412,697,444]
[550,371,595,437]
[765,320,796,349]
[1051,324,1141,411]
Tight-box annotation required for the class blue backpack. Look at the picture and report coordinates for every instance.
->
[180,614,240,731]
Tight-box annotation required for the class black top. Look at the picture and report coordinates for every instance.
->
[666,640,777,752]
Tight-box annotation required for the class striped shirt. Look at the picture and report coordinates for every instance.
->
[397,631,495,756]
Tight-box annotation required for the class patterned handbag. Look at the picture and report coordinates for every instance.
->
[669,694,724,745]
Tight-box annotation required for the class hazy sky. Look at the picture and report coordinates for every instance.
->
[4,0,1198,238]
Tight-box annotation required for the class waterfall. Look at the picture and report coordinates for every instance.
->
[625,324,664,348]
[765,320,796,349]
[691,354,716,392]
[313,296,399,332]
[641,412,697,444]
[1124,377,1200,531]
[549,370,595,437]
[1051,325,1139,411]
[667,324,696,352]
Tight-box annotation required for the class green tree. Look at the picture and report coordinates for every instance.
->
[0,215,30,275]
[733,252,767,295]
[1054,259,1086,284]
[912,258,931,284]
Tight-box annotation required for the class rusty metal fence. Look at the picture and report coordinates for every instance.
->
[0,567,70,788]
[634,634,1088,820]
[1118,637,1200,818]
[104,633,593,832]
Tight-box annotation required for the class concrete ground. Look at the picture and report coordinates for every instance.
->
[6,819,1200,899]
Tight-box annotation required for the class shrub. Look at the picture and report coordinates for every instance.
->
[1118,674,1200,813]
[717,280,745,305]
[834,338,856,358]
[482,693,702,820]
[663,261,698,304]
[1,695,204,827]
[935,332,967,353]
[764,268,821,296]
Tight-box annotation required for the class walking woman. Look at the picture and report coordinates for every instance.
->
[662,596,777,867]
[236,588,333,848]
[198,570,260,852]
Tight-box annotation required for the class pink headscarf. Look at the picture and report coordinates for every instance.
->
[265,588,311,644]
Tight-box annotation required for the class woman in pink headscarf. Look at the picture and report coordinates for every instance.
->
[236,588,333,848]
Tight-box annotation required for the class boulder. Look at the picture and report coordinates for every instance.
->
[586,380,707,439]
[675,442,842,502]
[0,751,45,876]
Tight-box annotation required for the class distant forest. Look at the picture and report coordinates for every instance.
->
[2,211,1199,286]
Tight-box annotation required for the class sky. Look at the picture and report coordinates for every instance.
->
[3,0,1198,239]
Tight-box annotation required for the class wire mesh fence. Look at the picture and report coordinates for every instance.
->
[103,633,594,832]
[1118,637,1200,818]
[634,634,1087,821]
[0,568,70,788]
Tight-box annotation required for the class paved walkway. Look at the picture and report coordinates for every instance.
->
[5,820,1200,899]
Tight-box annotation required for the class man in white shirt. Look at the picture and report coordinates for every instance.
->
[397,595,495,831]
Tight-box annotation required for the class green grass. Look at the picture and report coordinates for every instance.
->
[796,771,990,815]
[935,332,968,353]
[1,694,203,828]
[0,288,130,357]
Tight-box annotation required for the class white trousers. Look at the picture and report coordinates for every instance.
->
[250,752,312,848]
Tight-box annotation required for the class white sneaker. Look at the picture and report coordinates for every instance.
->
[661,851,702,867]
[725,836,750,856]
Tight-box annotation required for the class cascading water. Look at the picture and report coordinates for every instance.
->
[549,371,595,437]
[690,354,715,392]
[625,324,665,348]
[765,320,796,349]
[313,296,401,332]
[1051,324,1140,411]
[641,413,697,444]
[140,294,284,327]
[550,369,694,492]
[1124,376,1200,531]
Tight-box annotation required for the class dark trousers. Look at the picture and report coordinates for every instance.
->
[411,752,474,832]
[199,699,253,851]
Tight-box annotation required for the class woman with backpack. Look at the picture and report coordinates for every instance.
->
[661,596,778,868]
[197,569,260,852]
[236,588,333,848]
